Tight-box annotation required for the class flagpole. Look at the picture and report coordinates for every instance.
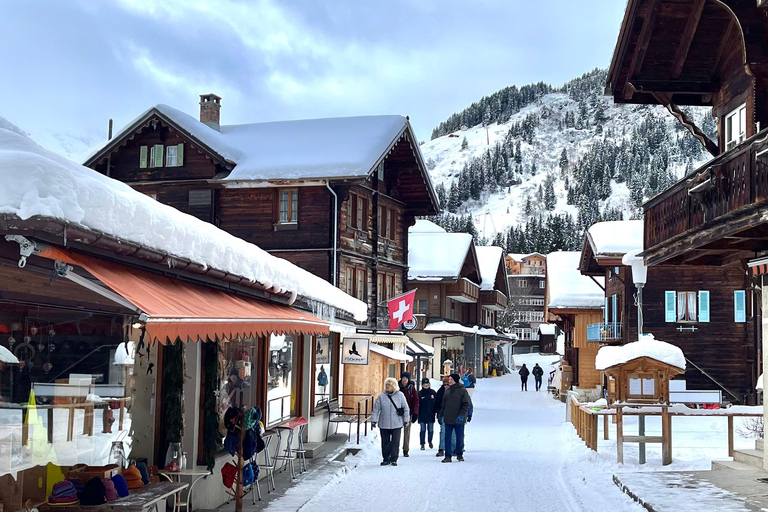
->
[377,288,418,306]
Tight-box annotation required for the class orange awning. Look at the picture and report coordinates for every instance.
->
[37,246,329,343]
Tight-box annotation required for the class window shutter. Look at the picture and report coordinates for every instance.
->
[665,291,676,322]
[698,291,710,323]
[734,290,746,323]
[604,297,609,324]
[611,294,617,324]
[140,146,148,168]
[177,143,184,166]
[153,145,164,167]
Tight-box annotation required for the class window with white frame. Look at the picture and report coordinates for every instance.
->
[725,104,747,151]
[165,143,184,167]
[539,281,545,289]
[665,290,709,323]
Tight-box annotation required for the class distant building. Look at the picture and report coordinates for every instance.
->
[506,253,547,352]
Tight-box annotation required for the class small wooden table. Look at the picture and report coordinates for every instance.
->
[38,482,188,512]
[158,470,210,512]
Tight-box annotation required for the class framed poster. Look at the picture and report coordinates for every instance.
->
[315,336,330,365]
[342,337,370,365]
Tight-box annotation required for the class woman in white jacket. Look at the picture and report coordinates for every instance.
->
[371,377,410,466]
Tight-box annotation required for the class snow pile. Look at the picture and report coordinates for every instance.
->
[546,251,604,309]
[408,222,473,280]
[538,324,557,336]
[595,334,686,371]
[0,128,367,321]
[90,105,413,181]
[588,220,643,255]
[370,343,412,362]
[757,373,763,391]
[423,321,476,335]
[475,245,504,291]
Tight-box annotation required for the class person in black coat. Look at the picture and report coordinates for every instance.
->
[532,363,544,391]
[417,378,437,450]
[519,363,530,392]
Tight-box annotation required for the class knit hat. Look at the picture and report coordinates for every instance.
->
[123,466,144,490]
[111,474,129,497]
[221,462,237,489]
[400,372,411,382]
[421,378,430,385]
[450,373,461,384]
[80,477,107,506]
[48,480,79,505]
[136,462,150,485]
[103,478,119,501]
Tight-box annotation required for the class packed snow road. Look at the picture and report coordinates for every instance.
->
[268,354,643,512]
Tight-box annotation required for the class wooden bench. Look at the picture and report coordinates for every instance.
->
[322,395,373,444]
[38,481,188,512]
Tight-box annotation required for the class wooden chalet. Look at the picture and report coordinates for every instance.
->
[507,253,547,350]
[579,221,757,401]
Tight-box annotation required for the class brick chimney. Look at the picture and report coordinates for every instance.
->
[199,93,222,131]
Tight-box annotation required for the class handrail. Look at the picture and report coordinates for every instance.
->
[684,357,741,403]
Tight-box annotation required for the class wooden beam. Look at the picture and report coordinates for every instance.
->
[630,79,718,95]
[624,0,663,100]
[671,0,706,79]
[711,20,736,81]
[653,92,719,157]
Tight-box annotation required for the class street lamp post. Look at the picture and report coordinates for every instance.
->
[622,249,648,339]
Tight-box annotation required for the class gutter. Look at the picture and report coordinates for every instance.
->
[326,181,339,286]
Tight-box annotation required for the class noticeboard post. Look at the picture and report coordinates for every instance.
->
[342,337,370,365]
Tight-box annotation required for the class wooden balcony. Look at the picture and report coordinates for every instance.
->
[480,289,507,311]
[643,129,768,266]
[586,322,623,344]
[446,278,480,303]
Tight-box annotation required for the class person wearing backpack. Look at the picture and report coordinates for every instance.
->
[462,368,477,398]
[371,377,410,466]
[399,372,419,457]
[532,363,544,391]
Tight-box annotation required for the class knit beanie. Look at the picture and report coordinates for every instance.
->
[136,461,150,485]
[111,474,129,497]
[80,477,107,506]
[450,373,461,384]
[123,465,144,490]
[103,478,119,501]
[421,377,430,385]
[48,480,79,504]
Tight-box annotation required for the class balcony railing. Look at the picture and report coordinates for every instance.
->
[480,289,508,311]
[446,278,480,303]
[644,128,768,251]
[586,322,623,343]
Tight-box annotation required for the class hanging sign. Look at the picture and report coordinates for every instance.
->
[315,336,330,364]
[403,317,418,330]
[342,337,370,365]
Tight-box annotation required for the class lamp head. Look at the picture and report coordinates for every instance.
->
[622,249,647,286]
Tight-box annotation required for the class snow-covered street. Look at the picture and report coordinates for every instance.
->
[267,354,643,512]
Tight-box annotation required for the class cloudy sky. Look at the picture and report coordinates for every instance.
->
[0,0,626,151]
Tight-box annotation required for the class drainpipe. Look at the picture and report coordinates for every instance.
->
[326,181,338,287]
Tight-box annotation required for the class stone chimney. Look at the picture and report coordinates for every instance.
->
[199,93,222,131]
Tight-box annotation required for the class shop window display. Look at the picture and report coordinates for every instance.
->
[266,334,298,426]
[314,336,331,406]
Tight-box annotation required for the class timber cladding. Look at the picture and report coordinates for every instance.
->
[342,351,401,411]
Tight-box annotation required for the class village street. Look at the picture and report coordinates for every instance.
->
[266,354,643,512]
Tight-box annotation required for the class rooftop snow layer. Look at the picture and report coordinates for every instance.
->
[595,334,686,371]
[547,251,604,309]
[423,321,477,335]
[538,324,557,336]
[370,342,412,362]
[89,104,410,181]
[410,219,447,233]
[0,127,367,321]
[475,246,504,291]
[588,220,643,255]
[408,225,473,280]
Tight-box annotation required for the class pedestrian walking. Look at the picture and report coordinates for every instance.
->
[532,363,544,391]
[461,368,477,398]
[435,376,455,458]
[439,373,471,463]
[519,363,530,392]
[418,378,437,450]
[399,372,419,457]
[371,377,410,466]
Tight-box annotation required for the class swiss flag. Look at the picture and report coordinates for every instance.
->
[387,290,417,331]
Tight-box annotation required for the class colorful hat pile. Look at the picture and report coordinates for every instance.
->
[48,480,79,505]
[111,474,130,497]
[123,465,144,490]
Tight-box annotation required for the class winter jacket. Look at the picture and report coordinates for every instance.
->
[371,390,410,430]
[465,373,477,388]
[435,385,448,420]
[532,365,544,378]
[417,388,437,424]
[519,366,530,379]
[399,376,420,417]
[440,382,471,425]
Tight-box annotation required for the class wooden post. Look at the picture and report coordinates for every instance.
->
[638,414,646,464]
[616,407,624,464]
[604,414,609,441]
[727,415,734,458]
[661,406,672,466]
[119,400,125,431]
[590,413,598,451]
[67,406,74,442]
[47,407,54,444]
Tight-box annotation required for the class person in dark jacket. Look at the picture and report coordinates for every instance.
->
[434,376,455,458]
[519,364,530,391]
[439,373,471,463]
[532,363,544,391]
[399,372,419,457]
[417,378,437,450]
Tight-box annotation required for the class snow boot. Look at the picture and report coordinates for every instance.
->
[380,461,390,466]
[429,442,434,449]
[436,450,444,457]
[457,455,464,462]
[420,445,425,451]
[403,452,409,457]
[391,462,398,467]
[441,457,452,463]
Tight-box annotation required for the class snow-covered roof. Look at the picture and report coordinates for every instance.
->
[587,220,643,256]
[88,104,411,182]
[408,225,473,281]
[595,334,686,371]
[538,324,557,336]
[423,321,476,335]
[0,127,367,321]
[370,343,413,362]
[547,251,604,309]
[507,252,546,262]
[475,246,505,292]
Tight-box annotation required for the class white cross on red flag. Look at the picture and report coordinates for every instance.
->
[387,290,417,331]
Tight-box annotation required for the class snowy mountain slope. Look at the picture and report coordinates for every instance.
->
[421,69,714,245]
[0,114,101,162]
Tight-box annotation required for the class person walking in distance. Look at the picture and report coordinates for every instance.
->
[439,373,471,463]
[519,363,530,392]
[434,376,455,458]
[461,368,477,399]
[417,378,437,450]
[532,363,544,391]
[399,372,419,457]
[371,377,410,466]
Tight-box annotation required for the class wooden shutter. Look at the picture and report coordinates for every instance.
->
[734,290,746,323]
[139,146,148,168]
[611,294,617,324]
[362,198,369,231]
[177,143,184,166]
[698,290,710,323]
[153,144,164,167]
[604,297,609,324]
[351,194,358,229]
[665,291,676,322]
[389,210,396,240]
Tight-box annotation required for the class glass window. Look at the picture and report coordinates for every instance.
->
[347,268,355,296]
[165,145,178,167]
[218,338,258,410]
[314,336,331,406]
[278,189,298,224]
[677,291,697,322]
[267,334,299,426]
[356,197,364,230]
[356,269,366,301]
[416,299,427,315]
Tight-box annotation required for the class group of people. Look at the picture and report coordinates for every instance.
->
[517,363,544,391]
[371,369,475,466]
